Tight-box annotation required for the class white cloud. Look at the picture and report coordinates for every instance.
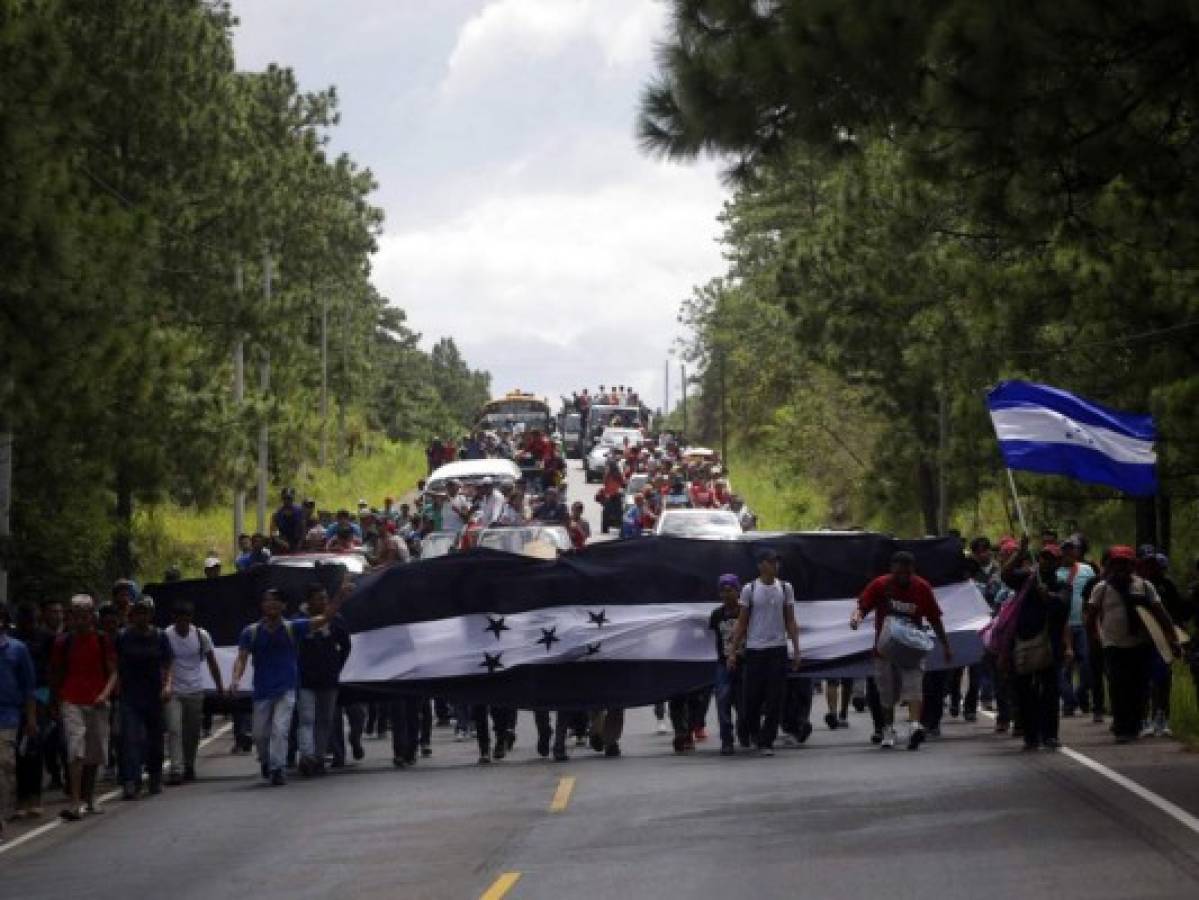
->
[443,0,664,93]
[372,150,725,403]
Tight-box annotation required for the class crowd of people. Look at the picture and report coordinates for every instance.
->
[3,470,1198,842]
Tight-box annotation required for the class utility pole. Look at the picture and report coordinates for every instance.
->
[256,246,271,534]
[719,349,728,466]
[681,362,688,438]
[338,292,349,473]
[937,370,948,535]
[232,260,245,556]
[320,285,329,468]
[663,359,669,420]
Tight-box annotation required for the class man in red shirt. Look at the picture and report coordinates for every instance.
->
[49,595,118,820]
[850,551,952,750]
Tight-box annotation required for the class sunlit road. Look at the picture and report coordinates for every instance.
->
[4,464,1199,899]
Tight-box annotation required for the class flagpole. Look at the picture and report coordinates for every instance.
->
[1005,468,1029,536]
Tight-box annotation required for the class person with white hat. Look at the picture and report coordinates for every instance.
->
[202,556,221,579]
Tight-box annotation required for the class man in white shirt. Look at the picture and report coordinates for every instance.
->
[439,480,472,533]
[164,600,223,784]
[476,477,505,527]
[728,547,801,756]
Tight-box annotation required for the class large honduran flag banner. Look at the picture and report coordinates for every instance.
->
[150,533,990,710]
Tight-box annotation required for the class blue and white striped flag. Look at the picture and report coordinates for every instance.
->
[986,380,1158,496]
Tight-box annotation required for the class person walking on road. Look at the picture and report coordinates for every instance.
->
[1085,546,1180,743]
[729,548,801,757]
[851,551,952,750]
[115,597,173,800]
[296,585,351,777]
[164,600,222,784]
[1007,547,1072,751]
[0,602,37,843]
[710,575,747,755]
[230,585,346,785]
[49,595,118,820]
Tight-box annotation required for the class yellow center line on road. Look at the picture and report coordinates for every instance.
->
[549,775,576,812]
[479,872,522,900]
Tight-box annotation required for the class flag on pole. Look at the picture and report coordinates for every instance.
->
[986,380,1158,496]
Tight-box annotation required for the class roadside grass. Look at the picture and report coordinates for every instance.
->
[731,453,829,532]
[1172,661,1199,749]
[135,440,425,582]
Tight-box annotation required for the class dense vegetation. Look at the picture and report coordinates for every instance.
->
[1,1,489,599]
[641,1,1199,556]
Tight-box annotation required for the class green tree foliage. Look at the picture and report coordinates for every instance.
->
[1,0,489,598]
[643,1,1199,549]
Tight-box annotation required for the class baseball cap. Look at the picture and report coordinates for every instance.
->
[1108,545,1136,561]
[718,574,741,590]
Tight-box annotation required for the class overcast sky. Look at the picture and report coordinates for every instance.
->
[232,0,726,412]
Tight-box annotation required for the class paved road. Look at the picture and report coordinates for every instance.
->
[5,463,1199,898]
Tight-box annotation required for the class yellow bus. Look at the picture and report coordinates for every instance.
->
[474,390,553,434]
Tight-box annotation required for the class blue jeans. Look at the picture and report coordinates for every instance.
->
[119,700,164,786]
[714,663,743,745]
[253,692,296,774]
[297,688,339,761]
[1058,625,1090,711]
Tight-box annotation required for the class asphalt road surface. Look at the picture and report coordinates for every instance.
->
[4,463,1199,899]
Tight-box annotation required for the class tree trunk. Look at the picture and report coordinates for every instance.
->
[112,464,134,578]
[1134,496,1158,550]
[916,458,938,536]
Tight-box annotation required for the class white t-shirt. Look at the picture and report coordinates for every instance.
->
[166,625,213,694]
[739,579,794,650]
[441,494,471,532]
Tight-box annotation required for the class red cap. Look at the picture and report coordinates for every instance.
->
[1108,545,1136,561]
[998,538,1019,553]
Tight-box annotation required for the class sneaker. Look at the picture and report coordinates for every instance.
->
[881,728,896,749]
[270,769,286,786]
[604,743,621,758]
[692,726,708,742]
[870,730,883,745]
[1140,721,1155,738]
[759,747,775,757]
[655,719,668,735]
[824,712,839,731]
[908,725,926,751]
[797,721,813,744]
[720,742,735,756]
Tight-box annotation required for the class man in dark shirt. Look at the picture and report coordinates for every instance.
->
[272,488,305,552]
[710,574,746,755]
[115,597,173,799]
[531,487,569,524]
[296,586,351,776]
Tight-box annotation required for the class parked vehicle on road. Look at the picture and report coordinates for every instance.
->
[654,508,744,539]
[560,412,583,458]
[585,427,646,481]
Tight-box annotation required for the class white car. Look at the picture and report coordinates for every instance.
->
[426,458,521,494]
[268,551,369,575]
[584,428,645,481]
[654,508,744,539]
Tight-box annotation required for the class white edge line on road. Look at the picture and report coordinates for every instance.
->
[0,722,233,856]
[977,709,1199,836]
